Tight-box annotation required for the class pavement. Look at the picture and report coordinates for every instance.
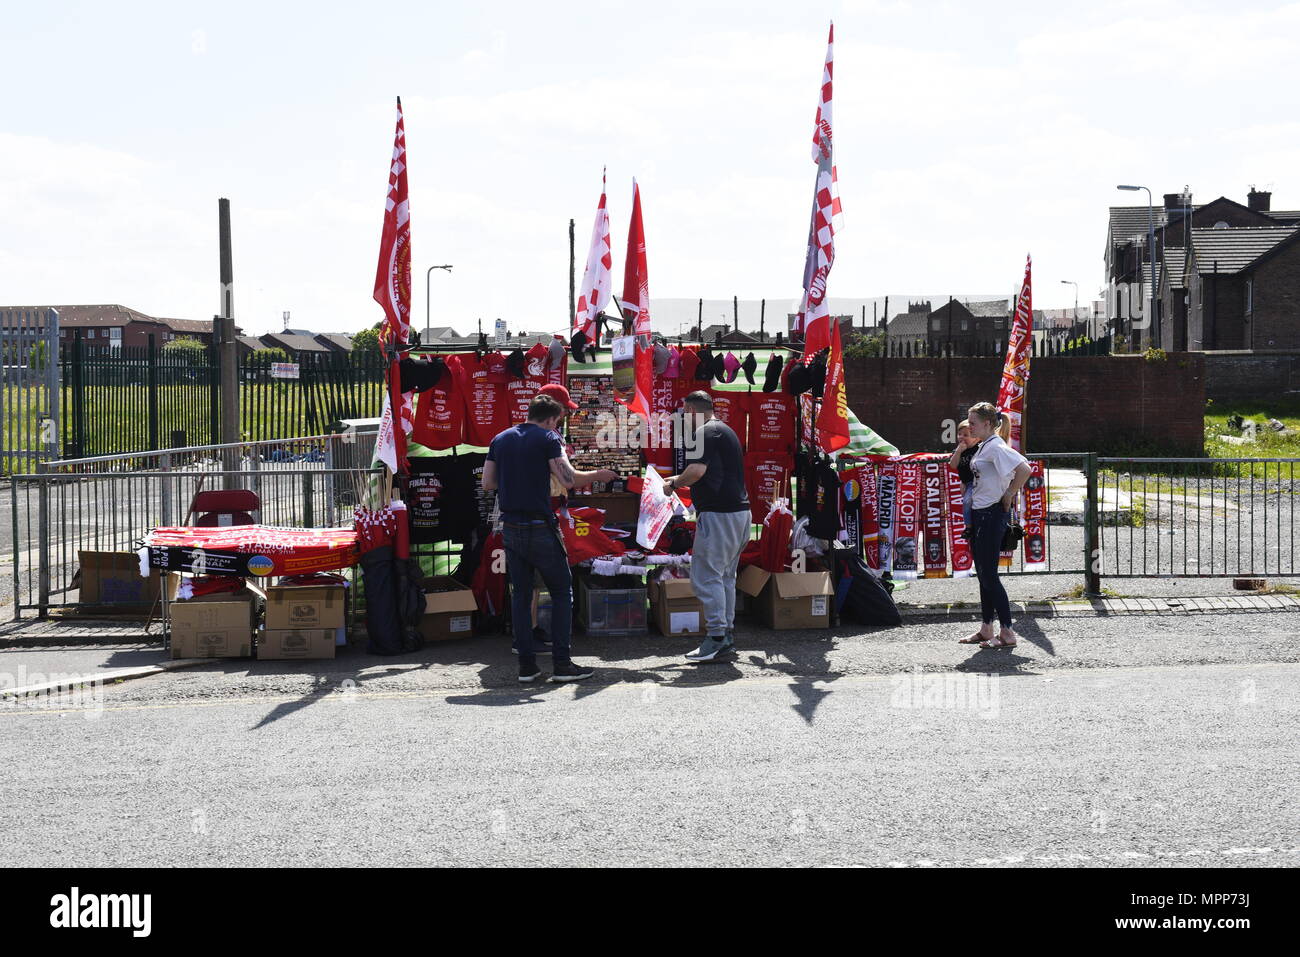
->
[1,607,1297,867]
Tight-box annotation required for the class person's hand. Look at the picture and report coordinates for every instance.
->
[1001,492,1016,511]
[596,469,619,484]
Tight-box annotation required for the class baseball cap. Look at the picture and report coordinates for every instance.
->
[537,383,579,411]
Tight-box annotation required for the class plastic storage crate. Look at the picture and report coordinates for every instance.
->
[577,574,647,636]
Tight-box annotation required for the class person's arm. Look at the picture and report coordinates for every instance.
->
[664,462,707,491]
[481,459,498,493]
[549,453,617,490]
[1000,462,1033,511]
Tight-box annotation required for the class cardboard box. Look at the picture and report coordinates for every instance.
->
[264,583,347,630]
[258,628,336,660]
[78,550,170,610]
[737,567,833,630]
[170,592,255,659]
[649,577,706,637]
[419,576,478,642]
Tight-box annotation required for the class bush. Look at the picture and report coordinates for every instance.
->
[844,333,885,359]
[162,336,207,358]
[248,346,290,370]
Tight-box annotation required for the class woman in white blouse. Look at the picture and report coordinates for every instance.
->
[958,402,1031,649]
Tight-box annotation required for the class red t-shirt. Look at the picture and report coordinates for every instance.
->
[411,356,466,451]
[504,346,550,425]
[645,374,694,471]
[744,451,792,524]
[709,389,750,449]
[455,353,513,446]
[748,392,796,457]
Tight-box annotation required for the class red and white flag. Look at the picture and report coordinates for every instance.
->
[372,97,414,473]
[617,179,651,338]
[996,253,1032,566]
[574,168,612,341]
[815,317,850,452]
[997,254,1033,452]
[793,22,843,358]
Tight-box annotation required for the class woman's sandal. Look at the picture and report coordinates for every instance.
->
[959,632,992,644]
[979,635,1018,649]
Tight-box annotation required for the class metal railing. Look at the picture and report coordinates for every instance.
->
[1097,457,1299,578]
[8,430,380,618]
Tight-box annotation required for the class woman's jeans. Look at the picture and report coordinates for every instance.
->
[969,504,1012,628]
[502,519,572,668]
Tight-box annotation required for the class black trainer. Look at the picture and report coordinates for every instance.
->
[548,661,594,683]
[518,664,544,684]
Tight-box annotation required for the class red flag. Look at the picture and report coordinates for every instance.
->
[574,168,612,340]
[793,22,843,358]
[374,98,412,346]
[372,97,413,473]
[617,179,651,338]
[997,254,1033,452]
[815,317,850,452]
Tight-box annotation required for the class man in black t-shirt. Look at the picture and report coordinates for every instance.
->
[664,391,751,662]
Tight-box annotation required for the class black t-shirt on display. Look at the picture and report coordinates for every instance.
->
[690,419,749,513]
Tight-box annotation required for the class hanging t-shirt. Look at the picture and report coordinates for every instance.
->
[455,353,512,447]
[709,389,750,449]
[748,392,796,459]
[807,458,843,541]
[744,451,792,525]
[647,374,694,472]
[503,352,549,425]
[411,354,466,451]
[406,454,495,543]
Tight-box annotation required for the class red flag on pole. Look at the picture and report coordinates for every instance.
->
[614,179,651,419]
[373,97,413,474]
[794,22,843,359]
[574,168,612,341]
[997,254,1033,451]
[815,317,850,452]
[617,179,651,338]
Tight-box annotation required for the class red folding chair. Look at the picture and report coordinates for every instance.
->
[190,489,261,527]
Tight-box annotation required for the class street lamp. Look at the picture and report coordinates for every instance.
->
[1117,185,1156,350]
[1060,280,1078,333]
[425,264,454,344]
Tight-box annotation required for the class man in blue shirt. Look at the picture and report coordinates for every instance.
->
[482,385,617,684]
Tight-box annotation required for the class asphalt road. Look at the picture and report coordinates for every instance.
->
[2,613,1297,867]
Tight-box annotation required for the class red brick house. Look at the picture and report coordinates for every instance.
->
[0,304,226,354]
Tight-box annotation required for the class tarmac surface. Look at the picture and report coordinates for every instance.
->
[2,610,1297,867]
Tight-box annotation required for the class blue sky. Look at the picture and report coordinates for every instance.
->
[3,0,1299,335]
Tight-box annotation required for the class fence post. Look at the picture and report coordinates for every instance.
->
[37,461,50,617]
[303,470,315,528]
[10,476,21,621]
[324,437,337,527]
[147,334,160,451]
[160,452,173,527]
[43,309,60,464]
[208,340,220,448]
[1084,451,1101,596]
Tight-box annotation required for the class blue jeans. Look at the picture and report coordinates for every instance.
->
[503,519,572,668]
[969,504,1012,628]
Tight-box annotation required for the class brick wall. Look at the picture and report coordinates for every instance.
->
[843,353,1205,454]
[1250,241,1300,350]
[1204,352,1300,402]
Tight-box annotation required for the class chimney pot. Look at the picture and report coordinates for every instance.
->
[1247,187,1272,213]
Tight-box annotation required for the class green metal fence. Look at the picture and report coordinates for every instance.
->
[52,338,386,462]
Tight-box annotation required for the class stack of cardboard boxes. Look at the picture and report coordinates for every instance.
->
[169,579,348,660]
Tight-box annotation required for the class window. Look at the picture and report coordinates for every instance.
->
[86,328,95,338]
[961,320,969,331]
[930,318,940,331]
[994,317,1005,328]
[1245,278,1253,314]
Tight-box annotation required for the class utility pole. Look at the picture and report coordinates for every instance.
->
[217,198,239,487]
[733,295,738,331]
[568,219,576,326]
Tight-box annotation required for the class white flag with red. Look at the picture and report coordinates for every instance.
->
[372,97,413,473]
[574,169,612,341]
[794,22,844,358]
